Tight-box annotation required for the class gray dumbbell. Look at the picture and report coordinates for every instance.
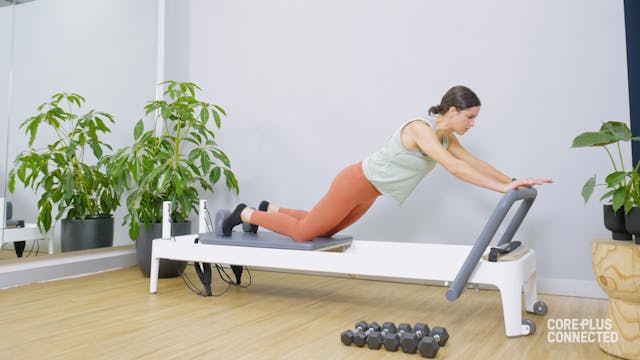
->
[353,322,381,347]
[367,322,397,349]
[418,326,449,358]
[341,321,369,346]
[383,323,412,352]
[401,322,430,354]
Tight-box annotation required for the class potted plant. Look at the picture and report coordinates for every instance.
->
[590,156,640,360]
[574,122,640,359]
[571,121,640,240]
[8,93,119,251]
[109,80,239,278]
[621,165,640,244]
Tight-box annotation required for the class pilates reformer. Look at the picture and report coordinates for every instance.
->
[149,188,547,337]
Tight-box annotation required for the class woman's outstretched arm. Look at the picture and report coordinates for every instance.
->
[405,121,552,192]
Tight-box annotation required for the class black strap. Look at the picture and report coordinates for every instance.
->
[193,237,212,296]
[231,265,244,285]
[488,241,521,262]
[488,248,501,262]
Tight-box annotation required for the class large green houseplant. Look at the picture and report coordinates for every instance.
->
[571,121,640,240]
[8,93,119,251]
[109,80,239,277]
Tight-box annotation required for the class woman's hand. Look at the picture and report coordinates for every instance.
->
[502,178,553,193]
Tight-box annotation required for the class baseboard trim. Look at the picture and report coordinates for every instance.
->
[0,245,137,289]
[537,277,607,299]
[239,266,607,299]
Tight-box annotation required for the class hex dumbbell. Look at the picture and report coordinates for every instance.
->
[340,321,369,346]
[418,326,450,358]
[383,323,412,352]
[400,322,430,354]
[366,322,397,350]
[353,322,381,347]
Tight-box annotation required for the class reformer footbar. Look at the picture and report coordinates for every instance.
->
[149,189,547,337]
[445,188,536,302]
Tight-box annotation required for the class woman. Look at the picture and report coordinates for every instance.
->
[223,86,552,241]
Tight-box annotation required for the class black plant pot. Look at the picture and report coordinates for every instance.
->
[624,207,640,244]
[603,205,632,241]
[61,215,114,252]
[136,221,191,278]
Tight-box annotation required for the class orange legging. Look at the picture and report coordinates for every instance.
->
[249,162,381,241]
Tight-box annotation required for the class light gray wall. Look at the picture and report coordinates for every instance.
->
[6,0,158,250]
[165,0,628,296]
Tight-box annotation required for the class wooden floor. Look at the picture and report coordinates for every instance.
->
[0,266,615,360]
[0,245,49,260]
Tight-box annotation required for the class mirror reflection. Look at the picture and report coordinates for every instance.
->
[1,0,15,259]
[1,0,159,260]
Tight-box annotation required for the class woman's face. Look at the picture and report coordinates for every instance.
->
[448,106,480,135]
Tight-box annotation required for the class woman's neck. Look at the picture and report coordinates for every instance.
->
[433,114,453,139]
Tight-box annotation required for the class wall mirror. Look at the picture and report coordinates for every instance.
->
[1,0,15,259]
[1,0,159,262]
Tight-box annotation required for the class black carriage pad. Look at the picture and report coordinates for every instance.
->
[197,231,353,251]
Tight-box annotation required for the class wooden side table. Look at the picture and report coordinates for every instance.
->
[591,239,640,359]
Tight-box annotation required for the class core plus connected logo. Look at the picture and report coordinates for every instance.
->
[546,318,618,344]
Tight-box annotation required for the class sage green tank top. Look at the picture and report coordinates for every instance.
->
[362,116,449,204]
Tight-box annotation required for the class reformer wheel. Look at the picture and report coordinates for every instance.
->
[522,319,536,335]
[533,301,548,316]
[214,209,231,235]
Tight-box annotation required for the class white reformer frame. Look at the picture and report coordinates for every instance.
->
[150,190,543,337]
[0,197,54,255]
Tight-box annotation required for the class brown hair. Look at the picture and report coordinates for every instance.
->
[428,86,481,116]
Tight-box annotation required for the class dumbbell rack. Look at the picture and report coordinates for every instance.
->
[150,189,545,337]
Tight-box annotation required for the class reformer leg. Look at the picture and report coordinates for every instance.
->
[523,272,538,313]
[47,233,54,255]
[150,251,160,294]
[497,282,526,337]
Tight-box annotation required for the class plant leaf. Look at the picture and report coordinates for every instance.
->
[134,119,144,140]
[605,171,627,188]
[599,189,615,202]
[571,131,617,147]
[213,104,227,117]
[62,171,74,200]
[212,109,221,128]
[210,167,221,185]
[200,106,209,125]
[601,121,631,141]
[612,187,627,212]
[581,175,596,204]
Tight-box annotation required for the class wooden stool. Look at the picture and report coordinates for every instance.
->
[591,239,640,359]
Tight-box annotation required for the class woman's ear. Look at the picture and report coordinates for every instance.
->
[447,106,458,115]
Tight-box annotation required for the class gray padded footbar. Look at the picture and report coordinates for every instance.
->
[198,231,352,251]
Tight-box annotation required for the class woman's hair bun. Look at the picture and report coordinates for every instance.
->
[428,104,442,115]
